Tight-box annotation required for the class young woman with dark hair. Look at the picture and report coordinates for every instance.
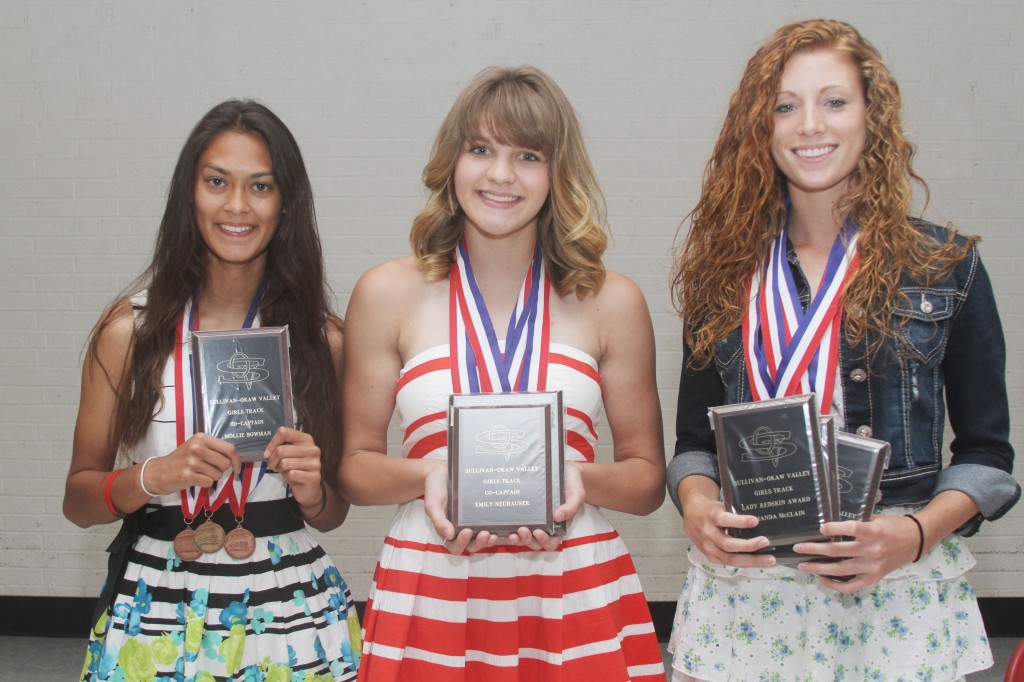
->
[65,99,360,681]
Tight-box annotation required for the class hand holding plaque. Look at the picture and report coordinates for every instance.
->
[710,394,891,565]
[447,391,566,536]
[710,394,833,560]
[191,327,295,462]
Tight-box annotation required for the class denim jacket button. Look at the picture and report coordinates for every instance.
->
[920,299,934,314]
[850,368,867,382]
[856,425,873,438]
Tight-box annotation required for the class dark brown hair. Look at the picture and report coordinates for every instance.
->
[88,99,343,472]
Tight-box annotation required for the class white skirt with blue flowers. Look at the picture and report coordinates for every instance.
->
[668,510,992,682]
[79,473,361,682]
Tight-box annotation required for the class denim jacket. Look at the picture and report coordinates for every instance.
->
[667,220,1019,535]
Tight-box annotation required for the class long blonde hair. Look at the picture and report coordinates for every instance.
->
[410,65,608,297]
[672,19,973,365]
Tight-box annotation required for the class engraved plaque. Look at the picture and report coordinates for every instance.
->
[834,431,890,522]
[819,415,840,524]
[710,394,834,555]
[447,391,565,536]
[191,327,294,462]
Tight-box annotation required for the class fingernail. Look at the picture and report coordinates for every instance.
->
[263,449,270,459]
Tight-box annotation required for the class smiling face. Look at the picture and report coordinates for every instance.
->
[193,130,281,271]
[453,128,551,244]
[771,48,867,206]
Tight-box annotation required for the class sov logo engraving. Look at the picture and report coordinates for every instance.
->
[215,351,270,390]
[739,426,797,467]
[475,424,527,461]
[836,465,854,494]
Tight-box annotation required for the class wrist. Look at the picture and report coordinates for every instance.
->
[103,469,127,517]
[300,480,328,521]
[904,514,925,562]
[139,457,158,498]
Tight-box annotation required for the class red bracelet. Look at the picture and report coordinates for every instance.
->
[104,469,127,518]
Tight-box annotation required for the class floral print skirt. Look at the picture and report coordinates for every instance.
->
[668,513,992,682]
[80,527,361,682]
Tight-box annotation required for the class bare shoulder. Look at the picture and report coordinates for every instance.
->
[351,255,426,304]
[78,297,137,413]
[101,296,138,333]
[345,255,440,353]
[590,271,655,361]
[590,270,650,319]
[91,298,138,367]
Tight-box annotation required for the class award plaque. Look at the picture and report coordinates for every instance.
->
[834,431,890,522]
[191,327,294,462]
[447,391,565,536]
[710,394,834,555]
[818,416,840,523]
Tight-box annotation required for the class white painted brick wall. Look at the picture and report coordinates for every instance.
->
[1,0,1021,602]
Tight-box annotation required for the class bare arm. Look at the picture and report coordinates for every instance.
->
[579,273,665,516]
[64,301,145,527]
[64,301,241,528]
[338,261,442,506]
[795,490,980,593]
[677,475,775,567]
[265,317,350,531]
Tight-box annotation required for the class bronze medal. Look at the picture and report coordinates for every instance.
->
[223,526,257,559]
[173,528,202,561]
[193,518,226,553]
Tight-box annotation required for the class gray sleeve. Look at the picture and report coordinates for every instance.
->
[933,462,1021,536]
[666,450,719,516]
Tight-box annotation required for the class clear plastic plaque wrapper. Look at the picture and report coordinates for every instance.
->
[710,394,833,554]
[834,431,890,522]
[191,327,294,462]
[447,391,566,536]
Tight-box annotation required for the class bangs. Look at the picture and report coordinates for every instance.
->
[457,80,558,154]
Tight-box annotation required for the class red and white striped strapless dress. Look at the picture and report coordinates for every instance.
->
[357,342,664,681]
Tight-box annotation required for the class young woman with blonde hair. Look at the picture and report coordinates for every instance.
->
[340,65,666,681]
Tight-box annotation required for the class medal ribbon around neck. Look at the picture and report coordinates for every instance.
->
[450,239,550,394]
[743,217,859,415]
[174,284,268,521]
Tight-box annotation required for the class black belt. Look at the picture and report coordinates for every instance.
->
[136,498,305,541]
[92,499,305,627]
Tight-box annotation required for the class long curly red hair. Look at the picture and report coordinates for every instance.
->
[672,19,973,366]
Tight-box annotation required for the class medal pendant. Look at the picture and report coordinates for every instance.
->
[224,526,257,560]
[193,519,226,553]
[173,528,202,561]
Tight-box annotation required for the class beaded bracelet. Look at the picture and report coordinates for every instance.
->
[103,469,127,518]
[904,513,925,562]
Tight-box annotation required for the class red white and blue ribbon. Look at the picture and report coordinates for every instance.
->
[174,287,267,519]
[743,219,859,415]
[450,238,550,394]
